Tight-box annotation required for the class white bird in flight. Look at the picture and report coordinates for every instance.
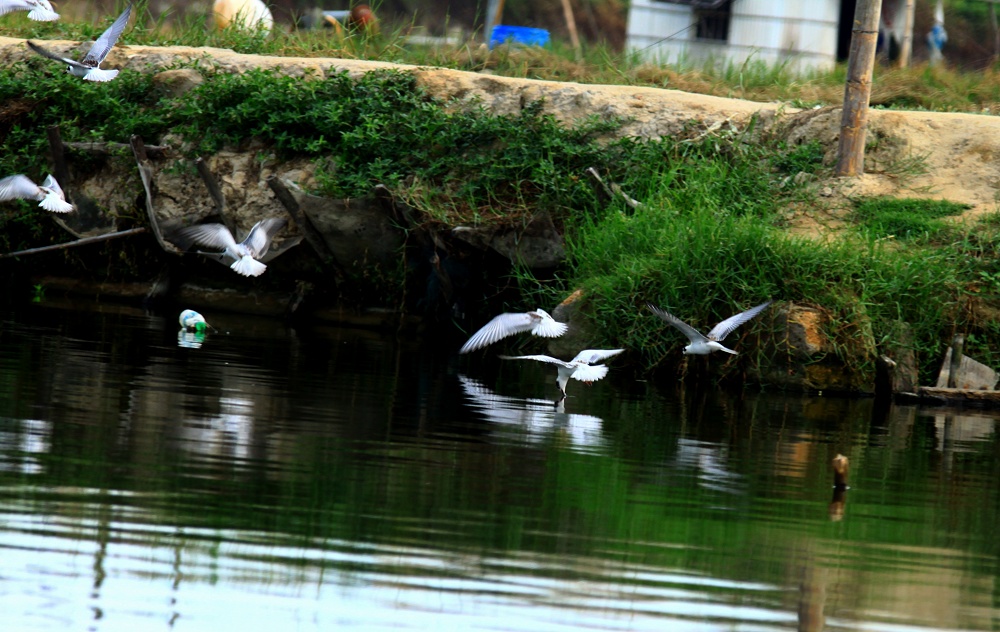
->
[0,174,73,213]
[27,2,132,82]
[500,348,624,400]
[459,309,568,354]
[0,0,59,21]
[173,218,288,277]
[647,300,772,355]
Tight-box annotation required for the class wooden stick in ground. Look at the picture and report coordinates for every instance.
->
[195,157,227,221]
[485,0,506,42]
[835,0,882,177]
[265,175,345,280]
[130,135,182,256]
[585,167,643,210]
[559,0,582,61]
[895,0,915,68]
[0,227,147,259]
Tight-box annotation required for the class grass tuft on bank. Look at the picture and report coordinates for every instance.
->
[520,149,1000,385]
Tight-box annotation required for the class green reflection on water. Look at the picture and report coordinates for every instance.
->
[0,304,998,630]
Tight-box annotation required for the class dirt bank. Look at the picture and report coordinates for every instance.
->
[4,36,996,231]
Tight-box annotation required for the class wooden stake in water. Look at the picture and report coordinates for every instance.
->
[836,0,882,177]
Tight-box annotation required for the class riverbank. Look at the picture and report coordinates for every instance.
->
[2,39,1000,393]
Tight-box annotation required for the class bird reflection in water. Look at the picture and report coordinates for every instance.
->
[673,438,744,495]
[457,375,605,449]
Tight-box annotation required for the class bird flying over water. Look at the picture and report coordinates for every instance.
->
[173,218,288,277]
[500,348,624,400]
[0,0,59,21]
[459,309,568,354]
[0,174,73,213]
[26,2,132,82]
[647,300,772,355]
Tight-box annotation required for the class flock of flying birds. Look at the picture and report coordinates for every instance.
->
[0,4,135,223]
[0,3,138,238]
[451,300,772,401]
[1,0,774,401]
[0,1,293,277]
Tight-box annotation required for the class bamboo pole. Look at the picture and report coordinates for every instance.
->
[835,0,882,177]
[895,0,915,68]
[485,0,505,43]
[559,0,582,61]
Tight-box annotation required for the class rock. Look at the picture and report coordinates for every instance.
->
[876,321,919,394]
[152,68,204,97]
[547,289,594,357]
[751,302,876,393]
[297,191,405,270]
[451,213,564,269]
[935,348,998,390]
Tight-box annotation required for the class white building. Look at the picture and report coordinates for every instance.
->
[626,0,858,73]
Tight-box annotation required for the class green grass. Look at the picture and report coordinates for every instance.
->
[516,149,999,385]
[852,197,970,240]
[772,140,826,175]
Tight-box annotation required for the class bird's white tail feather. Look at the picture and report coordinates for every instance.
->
[718,346,738,355]
[84,68,119,82]
[533,319,568,338]
[28,8,59,20]
[39,194,73,213]
[572,364,609,383]
[230,255,267,277]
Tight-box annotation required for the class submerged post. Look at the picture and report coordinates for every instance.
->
[836,0,882,176]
